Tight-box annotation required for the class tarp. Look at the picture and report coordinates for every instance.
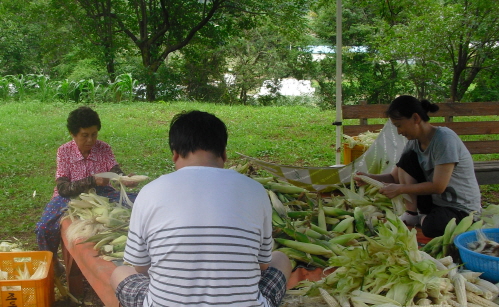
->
[238,120,407,192]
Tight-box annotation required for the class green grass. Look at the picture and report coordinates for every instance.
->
[0,101,339,247]
[1,101,497,249]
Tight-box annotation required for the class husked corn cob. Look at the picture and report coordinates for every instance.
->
[336,294,350,307]
[351,289,401,306]
[438,255,454,267]
[475,278,499,296]
[466,292,499,307]
[451,273,468,307]
[319,288,340,307]
[465,280,486,297]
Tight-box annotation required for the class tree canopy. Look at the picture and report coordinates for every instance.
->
[1,0,498,103]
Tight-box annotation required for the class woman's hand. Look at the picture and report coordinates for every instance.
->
[353,172,369,187]
[94,176,110,186]
[379,183,403,199]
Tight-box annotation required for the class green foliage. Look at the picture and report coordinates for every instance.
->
[109,73,138,102]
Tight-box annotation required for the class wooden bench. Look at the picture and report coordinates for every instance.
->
[342,101,499,185]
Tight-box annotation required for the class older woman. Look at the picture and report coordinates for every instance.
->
[35,106,137,273]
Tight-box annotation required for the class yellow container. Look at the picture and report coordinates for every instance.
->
[343,143,367,165]
[0,251,54,307]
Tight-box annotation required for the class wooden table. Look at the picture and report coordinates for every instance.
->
[60,218,120,307]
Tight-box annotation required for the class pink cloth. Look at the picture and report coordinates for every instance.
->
[53,140,118,197]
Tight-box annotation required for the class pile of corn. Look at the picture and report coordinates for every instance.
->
[253,175,498,306]
[421,213,483,259]
[63,189,131,261]
[286,211,499,307]
[260,176,399,270]
[343,131,380,148]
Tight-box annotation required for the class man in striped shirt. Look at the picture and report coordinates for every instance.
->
[110,110,292,307]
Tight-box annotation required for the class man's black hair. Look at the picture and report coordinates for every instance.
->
[169,110,228,158]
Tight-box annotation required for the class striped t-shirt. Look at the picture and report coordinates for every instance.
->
[124,166,273,306]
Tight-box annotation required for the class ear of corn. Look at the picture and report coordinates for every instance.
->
[322,207,354,217]
[268,190,287,218]
[95,216,127,228]
[451,212,474,239]
[266,181,307,194]
[451,273,467,306]
[305,228,324,240]
[251,177,274,184]
[333,216,355,233]
[282,227,312,243]
[277,247,328,268]
[441,218,457,256]
[274,238,333,257]
[475,279,499,296]
[318,198,327,232]
[93,234,120,251]
[319,288,340,307]
[351,289,402,306]
[355,175,407,215]
[329,233,363,246]
[465,219,484,232]
[310,223,331,236]
[466,291,499,307]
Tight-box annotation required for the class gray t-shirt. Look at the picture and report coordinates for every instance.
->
[403,127,481,214]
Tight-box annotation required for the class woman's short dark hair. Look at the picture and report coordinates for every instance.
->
[386,95,439,122]
[67,106,101,135]
[169,110,228,158]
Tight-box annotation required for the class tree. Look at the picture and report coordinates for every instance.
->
[68,0,309,101]
[310,0,411,105]
[369,0,499,102]
[0,1,46,75]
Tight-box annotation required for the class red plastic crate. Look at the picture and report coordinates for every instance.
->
[0,251,54,307]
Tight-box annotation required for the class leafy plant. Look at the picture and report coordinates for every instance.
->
[0,76,10,100]
[109,73,137,102]
[6,74,26,101]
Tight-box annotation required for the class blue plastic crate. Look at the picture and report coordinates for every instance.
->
[454,228,499,283]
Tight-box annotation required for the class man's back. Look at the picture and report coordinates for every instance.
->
[124,166,273,306]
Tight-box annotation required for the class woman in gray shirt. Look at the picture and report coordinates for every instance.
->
[355,95,481,237]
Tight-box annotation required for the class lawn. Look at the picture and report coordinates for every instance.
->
[1,101,498,249]
[0,101,339,247]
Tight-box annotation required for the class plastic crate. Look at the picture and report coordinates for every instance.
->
[0,251,54,307]
[454,228,499,283]
[343,143,367,165]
